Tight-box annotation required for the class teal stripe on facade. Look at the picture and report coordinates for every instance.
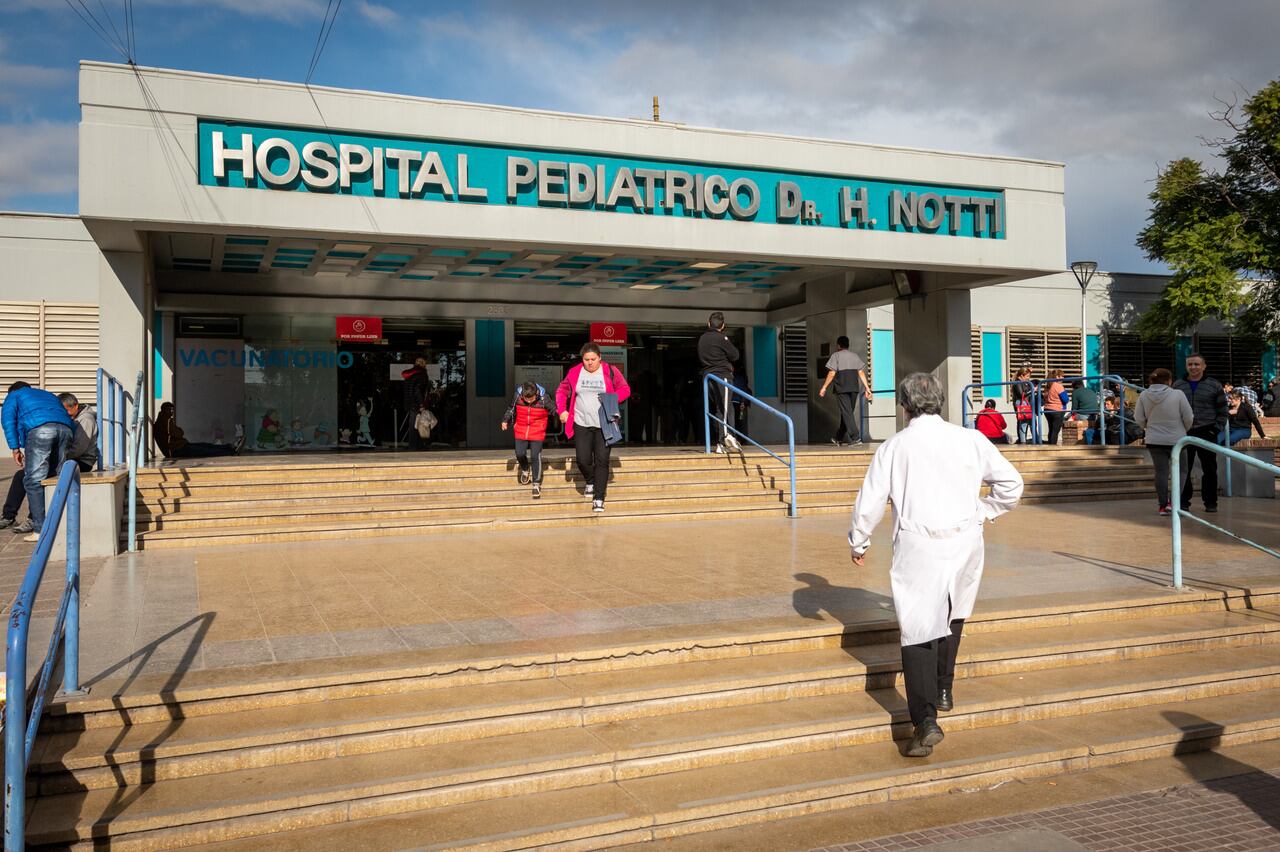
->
[1087,334,1102,383]
[1175,336,1194,375]
[981,331,1004,393]
[752,327,778,398]
[871,330,895,397]
[153,311,163,399]
[475,319,506,397]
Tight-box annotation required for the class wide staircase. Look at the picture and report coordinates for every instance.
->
[27,582,1280,849]
[130,445,1155,548]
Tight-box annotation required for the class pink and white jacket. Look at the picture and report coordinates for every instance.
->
[556,362,631,439]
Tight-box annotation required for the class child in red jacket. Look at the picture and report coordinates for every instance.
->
[501,382,556,498]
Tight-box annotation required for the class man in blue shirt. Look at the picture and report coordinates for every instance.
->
[2,382,74,543]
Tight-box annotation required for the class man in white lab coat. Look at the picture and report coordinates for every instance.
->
[849,372,1024,757]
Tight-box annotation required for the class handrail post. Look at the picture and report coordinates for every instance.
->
[63,476,81,694]
[95,368,105,471]
[105,377,116,467]
[5,605,28,851]
[1222,428,1233,497]
[127,370,145,553]
[702,376,711,454]
[787,415,797,518]
[115,380,125,467]
[1171,441,1184,590]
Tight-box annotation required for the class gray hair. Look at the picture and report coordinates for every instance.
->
[57,392,79,407]
[898,372,945,419]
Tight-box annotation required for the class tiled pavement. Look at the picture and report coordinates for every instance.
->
[818,768,1280,851]
[2,494,1277,695]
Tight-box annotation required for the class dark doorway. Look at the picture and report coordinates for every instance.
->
[337,319,466,448]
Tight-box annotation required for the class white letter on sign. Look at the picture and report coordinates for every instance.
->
[212,131,255,181]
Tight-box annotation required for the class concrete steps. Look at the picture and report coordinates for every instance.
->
[129,446,1155,547]
[26,588,1280,849]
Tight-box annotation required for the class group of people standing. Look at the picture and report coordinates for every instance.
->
[1,382,100,543]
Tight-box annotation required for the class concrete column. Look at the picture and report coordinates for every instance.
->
[893,290,972,426]
[97,251,149,388]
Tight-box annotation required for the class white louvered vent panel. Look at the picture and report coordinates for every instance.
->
[0,302,42,401]
[44,304,101,403]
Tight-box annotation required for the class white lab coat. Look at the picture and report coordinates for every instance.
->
[849,415,1024,646]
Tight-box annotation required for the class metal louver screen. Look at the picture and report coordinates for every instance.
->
[782,323,808,402]
[1196,334,1267,389]
[1105,332,1173,385]
[0,301,100,406]
[970,326,983,403]
[1007,327,1083,378]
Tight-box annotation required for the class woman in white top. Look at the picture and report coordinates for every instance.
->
[1134,367,1194,515]
[555,343,631,513]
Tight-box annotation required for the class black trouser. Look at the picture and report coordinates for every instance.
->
[900,618,966,727]
[1147,444,1173,507]
[1044,411,1065,445]
[3,469,25,520]
[706,377,732,445]
[574,426,611,499]
[514,439,544,484]
[1181,425,1220,509]
[834,391,860,443]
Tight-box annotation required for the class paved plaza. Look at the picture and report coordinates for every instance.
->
[3,493,1276,699]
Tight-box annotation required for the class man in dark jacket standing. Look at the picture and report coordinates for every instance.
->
[698,312,740,452]
[1172,353,1228,513]
[2,381,74,543]
[401,357,433,450]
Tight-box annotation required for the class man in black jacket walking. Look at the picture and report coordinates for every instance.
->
[401,357,434,450]
[698,312,740,452]
[1172,353,1228,512]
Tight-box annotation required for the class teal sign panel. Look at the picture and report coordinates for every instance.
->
[197,120,1006,239]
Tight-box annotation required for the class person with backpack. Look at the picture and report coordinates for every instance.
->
[557,343,630,513]
[1010,366,1035,444]
[501,381,555,499]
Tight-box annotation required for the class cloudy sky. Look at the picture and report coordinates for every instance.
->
[2,0,1276,273]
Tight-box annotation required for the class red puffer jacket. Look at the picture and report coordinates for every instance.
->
[514,400,551,441]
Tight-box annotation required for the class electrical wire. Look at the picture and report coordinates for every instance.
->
[93,0,131,60]
[305,0,343,85]
[62,0,129,61]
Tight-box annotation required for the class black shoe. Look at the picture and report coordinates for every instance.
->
[937,688,953,713]
[1180,504,1191,512]
[904,720,944,757]
[1205,505,1218,513]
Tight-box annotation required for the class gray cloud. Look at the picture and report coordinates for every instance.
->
[409,0,1277,271]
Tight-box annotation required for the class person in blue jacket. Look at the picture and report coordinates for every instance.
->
[2,382,74,543]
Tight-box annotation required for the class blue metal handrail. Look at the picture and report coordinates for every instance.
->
[95,367,128,469]
[1170,436,1279,589]
[702,374,798,518]
[127,370,145,552]
[4,460,82,851]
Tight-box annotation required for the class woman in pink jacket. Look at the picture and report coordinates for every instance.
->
[556,343,631,513]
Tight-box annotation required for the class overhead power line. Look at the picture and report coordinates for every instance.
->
[305,0,344,85]
[62,0,130,62]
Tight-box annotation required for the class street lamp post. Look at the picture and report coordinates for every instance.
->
[1071,261,1098,377]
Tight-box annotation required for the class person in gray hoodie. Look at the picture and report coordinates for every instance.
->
[1135,367,1194,515]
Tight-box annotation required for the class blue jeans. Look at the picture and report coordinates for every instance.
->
[23,423,73,533]
[1228,427,1253,446]
[1016,420,1033,443]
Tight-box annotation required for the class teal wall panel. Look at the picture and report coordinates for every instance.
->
[752,326,778,398]
[871,330,895,397]
[1264,344,1277,385]
[475,319,506,397]
[1175,336,1194,378]
[981,331,1004,394]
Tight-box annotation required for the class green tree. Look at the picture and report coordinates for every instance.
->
[1137,80,1280,344]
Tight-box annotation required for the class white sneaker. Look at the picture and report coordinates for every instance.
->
[23,532,39,543]
[723,435,741,451]
[519,470,532,485]
[532,484,542,499]
[714,444,727,454]
[592,499,604,513]
[584,484,595,498]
